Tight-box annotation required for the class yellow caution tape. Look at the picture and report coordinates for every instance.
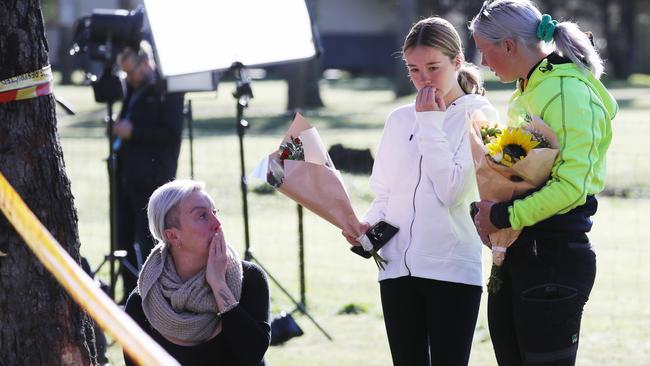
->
[0,171,179,366]
[0,65,53,92]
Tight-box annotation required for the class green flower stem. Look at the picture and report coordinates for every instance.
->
[371,251,388,270]
[486,264,503,294]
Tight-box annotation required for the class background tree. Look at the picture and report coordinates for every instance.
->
[393,0,418,97]
[284,0,325,112]
[0,1,98,365]
[283,58,325,113]
[461,0,485,68]
[600,0,638,79]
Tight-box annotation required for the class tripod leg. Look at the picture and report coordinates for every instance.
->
[291,304,333,342]
[119,257,140,278]
[92,257,109,278]
[248,254,333,341]
[134,242,143,270]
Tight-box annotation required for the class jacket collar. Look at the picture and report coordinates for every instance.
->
[518,52,571,92]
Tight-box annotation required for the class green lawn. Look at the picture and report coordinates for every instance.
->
[54,77,650,365]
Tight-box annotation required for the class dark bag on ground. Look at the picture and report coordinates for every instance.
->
[328,144,374,174]
[270,311,304,345]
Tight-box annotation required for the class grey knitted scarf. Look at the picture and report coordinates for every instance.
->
[138,243,243,343]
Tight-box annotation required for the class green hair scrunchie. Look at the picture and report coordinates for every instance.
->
[536,14,558,42]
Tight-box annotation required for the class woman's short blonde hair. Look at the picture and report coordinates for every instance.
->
[147,179,208,246]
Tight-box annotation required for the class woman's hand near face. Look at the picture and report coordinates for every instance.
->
[415,86,446,112]
[206,230,228,288]
[206,230,239,314]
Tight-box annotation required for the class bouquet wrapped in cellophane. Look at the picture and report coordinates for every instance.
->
[252,113,388,269]
[468,109,559,292]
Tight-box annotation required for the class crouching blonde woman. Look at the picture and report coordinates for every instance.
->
[124,180,270,366]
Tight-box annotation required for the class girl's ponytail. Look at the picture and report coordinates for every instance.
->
[458,62,485,95]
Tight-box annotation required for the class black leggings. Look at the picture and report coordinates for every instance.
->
[488,233,596,365]
[380,276,481,366]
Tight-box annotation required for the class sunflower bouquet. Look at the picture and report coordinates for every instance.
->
[468,110,559,292]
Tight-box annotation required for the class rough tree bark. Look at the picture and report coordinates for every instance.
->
[0,1,98,365]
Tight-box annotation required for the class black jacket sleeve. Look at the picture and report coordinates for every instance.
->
[220,262,271,366]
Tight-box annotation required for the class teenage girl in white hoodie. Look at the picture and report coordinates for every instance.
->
[343,17,499,365]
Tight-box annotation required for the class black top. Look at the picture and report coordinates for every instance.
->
[117,81,184,191]
[123,261,270,366]
[491,188,598,238]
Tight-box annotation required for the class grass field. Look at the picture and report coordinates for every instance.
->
[54,76,650,365]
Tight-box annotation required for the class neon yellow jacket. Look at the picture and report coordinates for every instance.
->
[498,56,617,230]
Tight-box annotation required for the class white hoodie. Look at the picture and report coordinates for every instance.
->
[363,94,499,286]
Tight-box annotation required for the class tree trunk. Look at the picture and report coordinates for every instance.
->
[285,58,325,112]
[601,0,637,79]
[462,0,484,66]
[0,1,97,365]
[618,0,637,78]
[393,0,417,97]
[57,0,78,86]
[285,0,324,112]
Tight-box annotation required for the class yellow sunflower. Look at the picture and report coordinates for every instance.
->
[485,128,539,167]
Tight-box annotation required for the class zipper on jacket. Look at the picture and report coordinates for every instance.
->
[404,155,423,274]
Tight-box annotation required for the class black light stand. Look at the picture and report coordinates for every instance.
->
[69,8,145,301]
[231,62,332,341]
[233,62,253,255]
[298,205,306,307]
[90,64,140,300]
[184,99,195,179]
[106,98,119,299]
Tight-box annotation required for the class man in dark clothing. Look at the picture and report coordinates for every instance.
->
[113,40,184,303]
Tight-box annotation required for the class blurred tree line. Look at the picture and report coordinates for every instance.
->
[42,0,650,103]
[393,0,649,96]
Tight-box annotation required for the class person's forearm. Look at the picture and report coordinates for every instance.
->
[210,283,239,315]
[416,111,474,207]
[504,88,603,229]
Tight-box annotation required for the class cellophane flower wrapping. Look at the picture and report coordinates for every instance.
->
[252,113,389,268]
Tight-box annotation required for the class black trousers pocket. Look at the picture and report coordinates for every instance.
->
[517,284,584,365]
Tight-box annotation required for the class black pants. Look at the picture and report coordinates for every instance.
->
[380,276,482,366]
[488,233,596,365]
[116,182,157,302]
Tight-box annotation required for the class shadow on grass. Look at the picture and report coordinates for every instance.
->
[59,113,382,140]
[483,80,518,91]
[190,114,380,135]
[612,96,650,110]
[323,77,394,91]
